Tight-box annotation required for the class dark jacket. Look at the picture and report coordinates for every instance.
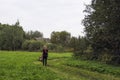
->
[42,49,48,57]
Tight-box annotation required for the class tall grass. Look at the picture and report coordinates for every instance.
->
[64,58,120,76]
[0,51,120,80]
[0,51,65,80]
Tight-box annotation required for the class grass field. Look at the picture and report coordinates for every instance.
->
[0,51,120,80]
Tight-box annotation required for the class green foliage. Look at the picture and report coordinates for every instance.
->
[71,37,89,58]
[51,31,71,48]
[0,22,24,50]
[24,30,43,40]
[46,43,57,51]
[50,31,71,52]
[55,45,64,52]
[22,40,43,51]
[82,0,120,64]
[69,37,78,51]
[46,43,65,52]
[0,22,44,51]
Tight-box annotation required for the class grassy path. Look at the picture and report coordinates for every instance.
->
[46,57,120,80]
[48,59,87,80]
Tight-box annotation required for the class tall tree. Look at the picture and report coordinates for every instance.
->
[0,22,24,50]
[83,0,120,62]
[69,37,77,51]
[51,31,60,44]
[59,31,71,47]
[51,31,71,47]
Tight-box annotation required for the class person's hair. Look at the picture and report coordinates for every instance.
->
[43,45,47,49]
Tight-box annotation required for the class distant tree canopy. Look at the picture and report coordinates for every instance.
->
[50,31,71,52]
[25,30,43,40]
[51,31,71,47]
[22,40,43,51]
[0,21,24,50]
[82,0,120,64]
[0,21,45,51]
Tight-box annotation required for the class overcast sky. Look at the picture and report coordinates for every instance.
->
[0,0,91,38]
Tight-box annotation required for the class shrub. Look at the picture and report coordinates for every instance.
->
[46,43,57,51]
[46,43,65,52]
[22,40,30,50]
[108,56,120,65]
[73,45,93,60]
[22,40,43,51]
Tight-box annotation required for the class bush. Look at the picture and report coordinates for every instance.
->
[46,43,65,52]
[73,45,93,60]
[22,40,30,50]
[56,45,64,52]
[22,40,43,51]
[46,43,57,51]
[73,51,83,59]
[108,56,120,65]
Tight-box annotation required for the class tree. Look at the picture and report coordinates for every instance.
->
[83,0,120,64]
[51,31,71,47]
[59,31,71,47]
[70,36,88,58]
[50,31,71,52]
[22,40,43,51]
[0,22,24,50]
[69,37,78,51]
[25,30,43,40]
[51,31,60,45]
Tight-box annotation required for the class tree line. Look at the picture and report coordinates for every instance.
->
[0,21,43,51]
[0,21,81,52]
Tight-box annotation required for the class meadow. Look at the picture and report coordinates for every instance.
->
[0,51,120,80]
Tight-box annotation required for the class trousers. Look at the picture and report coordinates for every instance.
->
[42,56,47,66]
